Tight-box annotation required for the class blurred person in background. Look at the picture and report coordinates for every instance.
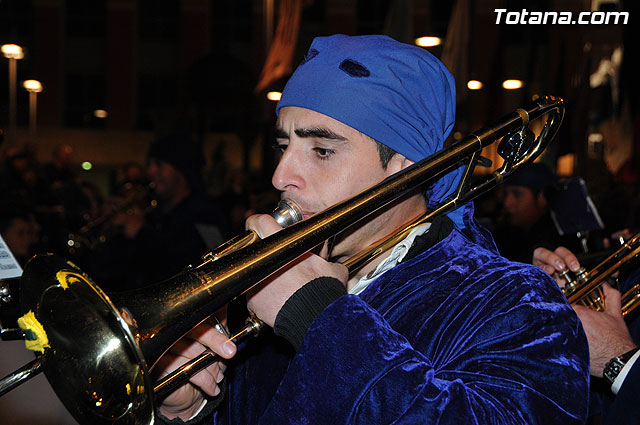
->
[0,207,40,265]
[86,134,227,292]
[493,162,581,263]
[42,144,76,189]
[0,147,49,210]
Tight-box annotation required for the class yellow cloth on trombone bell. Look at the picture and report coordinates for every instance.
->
[17,310,50,353]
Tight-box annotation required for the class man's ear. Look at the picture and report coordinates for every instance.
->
[536,191,548,209]
[385,154,415,175]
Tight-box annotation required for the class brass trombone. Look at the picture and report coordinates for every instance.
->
[0,95,564,425]
[561,231,640,318]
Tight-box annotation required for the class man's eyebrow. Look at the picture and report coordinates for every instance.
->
[274,126,348,142]
[295,127,347,141]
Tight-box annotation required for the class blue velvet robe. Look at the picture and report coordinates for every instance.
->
[214,224,590,424]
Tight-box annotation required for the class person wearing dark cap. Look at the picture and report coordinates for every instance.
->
[87,134,227,291]
[492,162,581,263]
[501,162,555,229]
[147,134,208,203]
[154,35,588,425]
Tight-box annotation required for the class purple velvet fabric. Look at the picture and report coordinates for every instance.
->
[213,226,589,424]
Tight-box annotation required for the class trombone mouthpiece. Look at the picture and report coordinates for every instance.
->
[272,200,303,228]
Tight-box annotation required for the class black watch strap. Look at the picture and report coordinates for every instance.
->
[603,347,640,385]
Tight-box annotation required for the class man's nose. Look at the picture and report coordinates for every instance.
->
[503,193,516,209]
[272,151,304,192]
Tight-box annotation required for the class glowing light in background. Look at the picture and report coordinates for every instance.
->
[467,80,483,90]
[414,37,442,47]
[93,109,108,118]
[23,79,43,92]
[1,44,24,59]
[502,79,524,90]
[266,91,282,101]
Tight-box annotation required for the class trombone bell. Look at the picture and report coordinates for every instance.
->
[19,254,153,425]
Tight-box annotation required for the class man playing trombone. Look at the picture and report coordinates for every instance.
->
[155,35,589,424]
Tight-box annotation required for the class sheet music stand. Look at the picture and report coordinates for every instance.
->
[547,177,605,253]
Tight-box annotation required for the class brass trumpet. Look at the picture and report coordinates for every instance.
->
[66,182,156,256]
[0,96,565,425]
[562,231,640,318]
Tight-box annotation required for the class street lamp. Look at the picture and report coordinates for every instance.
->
[23,79,43,144]
[1,44,24,148]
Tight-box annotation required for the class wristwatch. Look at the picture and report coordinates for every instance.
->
[603,347,640,385]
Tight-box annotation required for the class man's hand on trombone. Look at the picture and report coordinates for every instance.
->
[244,212,348,328]
[154,309,236,421]
[153,212,347,420]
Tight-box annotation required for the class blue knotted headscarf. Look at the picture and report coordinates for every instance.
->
[276,34,470,229]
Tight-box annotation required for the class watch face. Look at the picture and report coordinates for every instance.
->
[603,347,640,385]
[603,358,624,384]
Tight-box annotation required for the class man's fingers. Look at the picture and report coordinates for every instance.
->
[329,261,349,283]
[318,239,331,260]
[602,283,623,314]
[154,349,218,395]
[245,214,283,239]
[533,247,568,287]
[539,264,555,276]
[158,321,237,391]
[532,246,581,280]
[554,246,580,271]
[532,247,562,270]
[187,361,223,397]
[156,338,225,398]
[187,322,237,358]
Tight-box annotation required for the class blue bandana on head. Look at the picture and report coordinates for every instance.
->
[276,34,470,230]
